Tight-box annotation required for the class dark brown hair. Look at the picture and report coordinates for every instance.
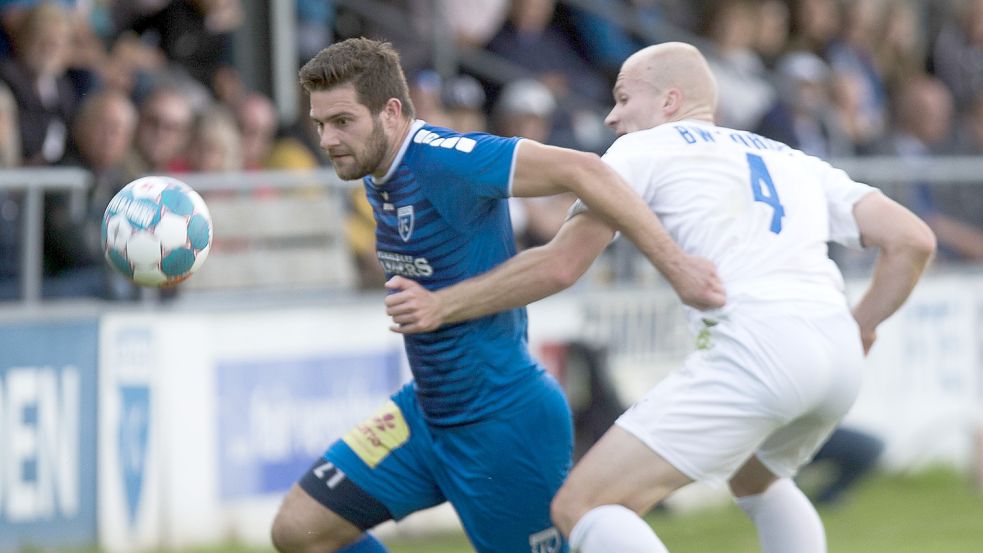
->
[298,37,415,119]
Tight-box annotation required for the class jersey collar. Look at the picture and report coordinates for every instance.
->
[369,119,427,187]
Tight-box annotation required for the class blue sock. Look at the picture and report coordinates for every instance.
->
[338,533,389,552]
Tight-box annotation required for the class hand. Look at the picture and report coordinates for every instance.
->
[859,329,876,355]
[668,254,726,310]
[852,311,877,355]
[384,276,444,334]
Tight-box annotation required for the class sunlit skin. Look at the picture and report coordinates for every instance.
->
[605,75,669,136]
[308,83,412,180]
[604,43,717,137]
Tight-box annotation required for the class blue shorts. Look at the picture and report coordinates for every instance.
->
[303,371,572,553]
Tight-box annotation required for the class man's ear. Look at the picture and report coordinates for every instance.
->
[383,98,402,122]
[663,88,683,115]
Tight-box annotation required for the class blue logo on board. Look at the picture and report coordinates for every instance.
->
[118,385,150,526]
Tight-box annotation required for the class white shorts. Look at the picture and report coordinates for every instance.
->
[616,303,865,485]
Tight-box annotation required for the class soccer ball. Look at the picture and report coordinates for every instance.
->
[102,176,213,287]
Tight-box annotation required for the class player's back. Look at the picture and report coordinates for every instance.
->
[365,122,544,426]
[602,120,874,310]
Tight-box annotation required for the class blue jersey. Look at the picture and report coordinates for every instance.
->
[365,121,544,426]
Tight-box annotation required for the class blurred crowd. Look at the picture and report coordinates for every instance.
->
[0,0,981,301]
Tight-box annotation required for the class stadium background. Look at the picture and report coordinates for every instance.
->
[1,0,982,551]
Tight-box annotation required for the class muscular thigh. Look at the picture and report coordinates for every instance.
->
[436,375,573,553]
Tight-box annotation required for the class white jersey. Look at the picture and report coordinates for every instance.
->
[591,119,876,314]
[595,121,875,482]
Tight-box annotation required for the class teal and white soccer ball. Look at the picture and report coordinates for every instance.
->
[101,176,212,287]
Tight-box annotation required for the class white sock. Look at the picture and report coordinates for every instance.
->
[735,478,826,553]
[569,504,669,553]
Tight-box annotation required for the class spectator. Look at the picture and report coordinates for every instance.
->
[234,91,320,171]
[295,0,334,63]
[754,0,792,68]
[123,85,194,180]
[45,88,138,299]
[486,0,610,106]
[437,0,508,48]
[442,74,488,133]
[801,426,885,506]
[825,0,888,151]
[883,74,955,161]
[187,104,242,174]
[912,91,983,263]
[829,70,882,154]
[408,69,453,128]
[126,0,243,96]
[565,0,670,81]
[493,78,574,250]
[0,1,79,165]
[756,51,854,159]
[0,79,21,165]
[786,0,840,57]
[933,0,983,110]
[699,0,775,130]
[958,92,983,155]
[0,81,22,300]
[882,75,977,263]
[235,92,278,171]
[874,0,927,93]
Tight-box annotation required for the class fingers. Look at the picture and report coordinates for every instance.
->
[384,297,416,315]
[384,275,415,292]
[389,321,429,334]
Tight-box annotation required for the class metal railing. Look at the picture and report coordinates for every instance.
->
[0,169,357,305]
[0,168,91,303]
[3,156,983,304]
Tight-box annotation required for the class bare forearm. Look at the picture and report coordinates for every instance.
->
[852,247,931,331]
[439,246,573,324]
[564,159,688,283]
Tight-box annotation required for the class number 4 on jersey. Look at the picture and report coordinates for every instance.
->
[746,153,784,233]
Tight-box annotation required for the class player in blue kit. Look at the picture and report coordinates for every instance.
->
[269,38,724,553]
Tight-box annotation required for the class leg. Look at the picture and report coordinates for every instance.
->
[273,386,444,552]
[438,373,573,553]
[553,426,691,552]
[810,427,884,505]
[731,456,826,553]
[271,484,383,553]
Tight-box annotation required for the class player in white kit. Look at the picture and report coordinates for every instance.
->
[383,42,936,552]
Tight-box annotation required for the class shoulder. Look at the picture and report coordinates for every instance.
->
[409,125,519,173]
[411,125,518,156]
[604,125,683,162]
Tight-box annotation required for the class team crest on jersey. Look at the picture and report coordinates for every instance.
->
[529,527,562,553]
[397,205,414,241]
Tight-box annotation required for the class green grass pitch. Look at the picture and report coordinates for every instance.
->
[153,468,983,553]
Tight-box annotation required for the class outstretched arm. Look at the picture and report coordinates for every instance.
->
[851,193,936,353]
[510,140,725,309]
[385,214,613,333]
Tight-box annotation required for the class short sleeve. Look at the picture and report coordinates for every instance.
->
[418,132,520,200]
[415,131,521,230]
[820,161,880,249]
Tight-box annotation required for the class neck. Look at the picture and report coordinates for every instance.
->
[672,106,715,124]
[373,117,414,179]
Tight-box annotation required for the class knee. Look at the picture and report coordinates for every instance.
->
[270,511,306,553]
[270,510,339,553]
[551,483,587,538]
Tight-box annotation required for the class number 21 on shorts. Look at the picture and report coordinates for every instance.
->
[747,152,784,234]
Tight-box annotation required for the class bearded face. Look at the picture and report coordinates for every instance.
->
[309,85,394,180]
